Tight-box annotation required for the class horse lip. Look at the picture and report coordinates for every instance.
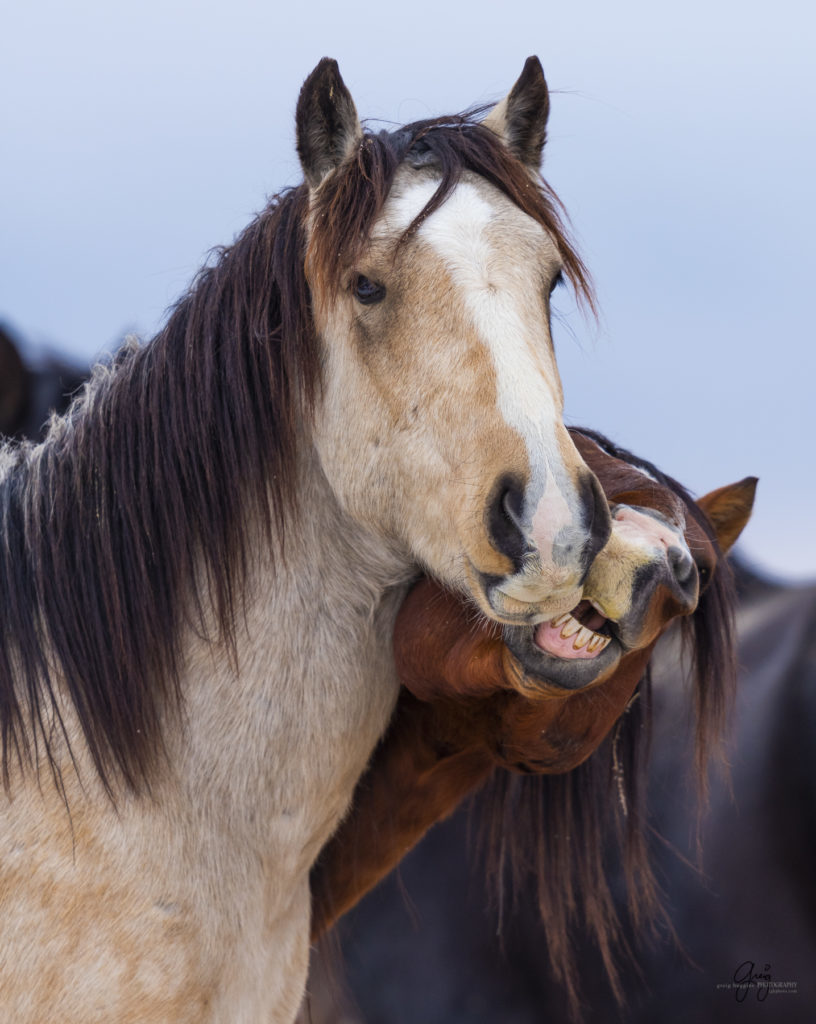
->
[477,572,584,627]
[587,597,619,624]
[501,625,623,693]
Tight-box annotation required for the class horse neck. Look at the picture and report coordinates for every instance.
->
[172,448,412,867]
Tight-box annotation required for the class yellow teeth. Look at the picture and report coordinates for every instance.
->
[550,612,611,653]
[573,626,594,650]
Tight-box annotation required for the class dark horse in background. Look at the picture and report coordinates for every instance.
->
[0,323,86,439]
[305,561,816,1024]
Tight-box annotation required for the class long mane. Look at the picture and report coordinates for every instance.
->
[0,190,320,795]
[479,428,737,1015]
[0,113,588,795]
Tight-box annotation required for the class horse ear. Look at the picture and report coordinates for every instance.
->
[296,58,362,189]
[697,477,758,554]
[482,56,550,171]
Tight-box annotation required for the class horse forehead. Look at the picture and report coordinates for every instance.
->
[378,176,564,426]
[380,174,558,272]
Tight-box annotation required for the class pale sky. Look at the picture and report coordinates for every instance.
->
[2,0,814,579]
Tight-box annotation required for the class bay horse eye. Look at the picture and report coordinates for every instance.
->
[352,275,386,305]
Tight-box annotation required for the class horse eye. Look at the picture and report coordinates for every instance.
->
[549,270,565,296]
[352,275,386,305]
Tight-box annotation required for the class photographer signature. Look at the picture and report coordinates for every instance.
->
[733,961,771,1002]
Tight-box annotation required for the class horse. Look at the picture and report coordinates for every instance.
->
[0,324,28,435]
[562,564,816,1024]
[341,563,815,1024]
[303,430,755,1021]
[0,323,87,439]
[0,57,615,1023]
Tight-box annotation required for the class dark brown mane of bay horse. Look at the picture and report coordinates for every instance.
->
[310,428,755,1008]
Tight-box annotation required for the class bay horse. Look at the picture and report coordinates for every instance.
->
[307,429,755,1017]
[1,58,612,1023]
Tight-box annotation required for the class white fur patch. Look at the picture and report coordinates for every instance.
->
[399,180,569,547]
[613,505,688,553]
[395,180,562,450]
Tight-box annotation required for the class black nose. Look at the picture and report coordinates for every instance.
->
[486,474,529,571]
[577,471,611,582]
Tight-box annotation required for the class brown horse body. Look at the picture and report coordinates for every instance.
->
[311,430,756,940]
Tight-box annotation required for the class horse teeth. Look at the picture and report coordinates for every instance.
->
[550,613,572,628]
[587,635,610,653]
[559,617,582,639]
[573,627,593,650]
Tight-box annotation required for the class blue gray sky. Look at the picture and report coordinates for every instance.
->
[2,0,814,579]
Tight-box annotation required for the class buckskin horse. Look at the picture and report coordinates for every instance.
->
[305,430,755,1020]
[1,58,627,1023]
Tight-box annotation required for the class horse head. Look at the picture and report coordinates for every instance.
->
[500,430,756,694]
[308,428,755,946]
[295,58,610,624]
[394,428,756,772]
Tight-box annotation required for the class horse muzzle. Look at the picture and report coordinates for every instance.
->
[477,467,612,624]
[497,502,699,693]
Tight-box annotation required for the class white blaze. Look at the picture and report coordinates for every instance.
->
[388,180,561,439]
[385,179,572,555]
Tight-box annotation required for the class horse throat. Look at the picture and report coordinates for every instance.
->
[175,454,410,875]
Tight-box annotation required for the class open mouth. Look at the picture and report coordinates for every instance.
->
[533,600,612,660]
[503,599,622,693]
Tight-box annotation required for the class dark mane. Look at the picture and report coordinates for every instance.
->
[0,188,320,794]
[479,427,737,1017]
[0,112,587,795]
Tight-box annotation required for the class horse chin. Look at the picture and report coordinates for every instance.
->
[501,624,623,694]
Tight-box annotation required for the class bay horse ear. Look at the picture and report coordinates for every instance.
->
[483,55,550,171]
[296,58,362,189]
[697,477,758,554]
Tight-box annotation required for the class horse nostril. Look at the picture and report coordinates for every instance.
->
[667,544,698,607]
[486,474,528,570]
[668,544,695,586]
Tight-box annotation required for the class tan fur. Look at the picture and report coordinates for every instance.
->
[0,172,596,1024]
[312,168,597,617]
[0,456,410,1023]
[0,61,613,1023]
